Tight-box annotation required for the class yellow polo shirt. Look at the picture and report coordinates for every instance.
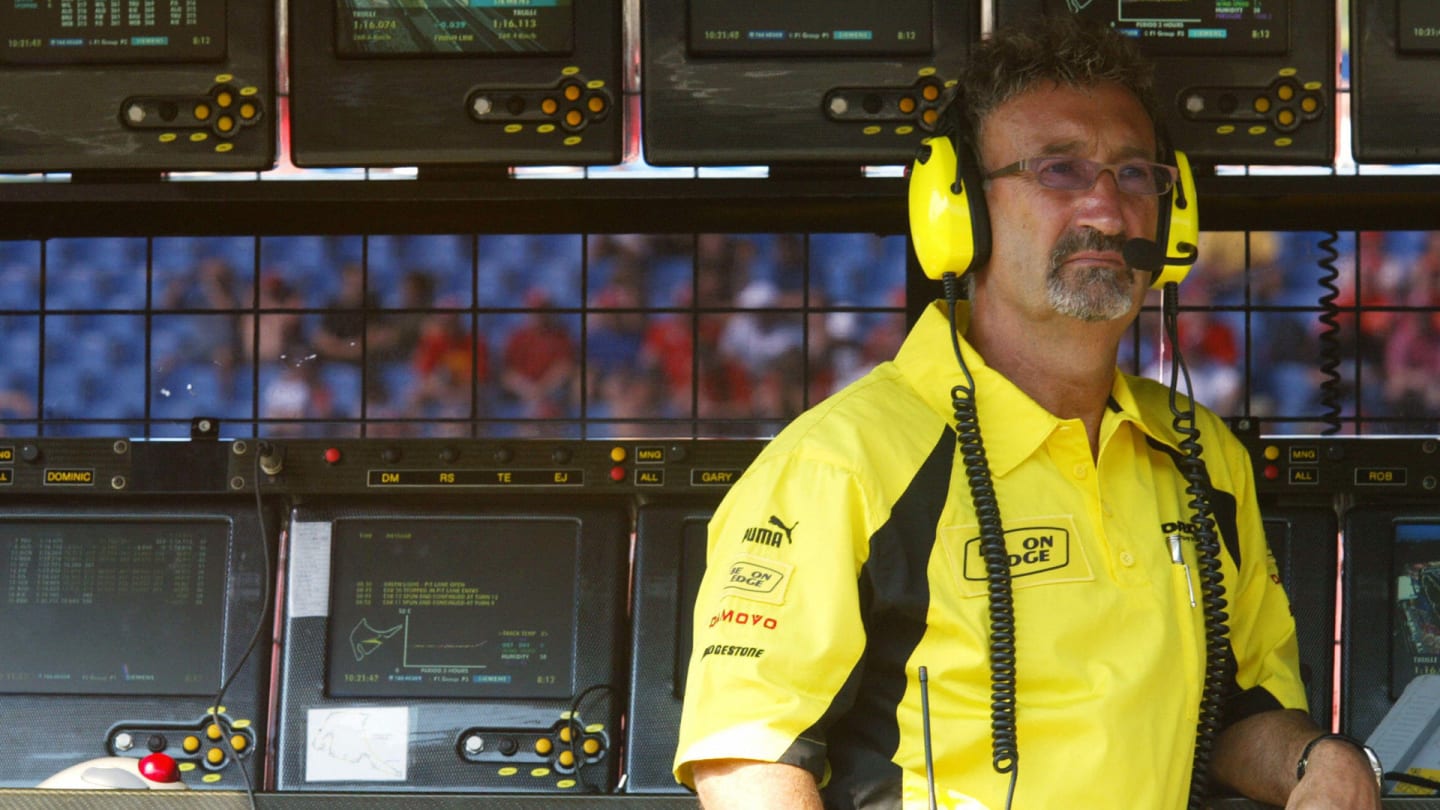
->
[674,301,1305,809]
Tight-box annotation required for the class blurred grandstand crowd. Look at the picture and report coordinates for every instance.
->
[0,229,1434,438]
[0,232,908,438]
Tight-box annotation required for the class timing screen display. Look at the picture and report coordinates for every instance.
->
[1394,522,1440,698]
[687,0,932,57]
[0,519,229,696]
[0,0,226,66]
[335,0,574,57]
[327,517,577,700]
[1398,0,1440,55]
[1047,0,1288,56]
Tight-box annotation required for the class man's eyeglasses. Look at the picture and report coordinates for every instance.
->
[985,156,1179,196]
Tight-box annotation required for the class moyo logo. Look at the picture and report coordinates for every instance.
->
[709,609,778,630]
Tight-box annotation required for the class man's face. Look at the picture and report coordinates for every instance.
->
[976,80,1161,325]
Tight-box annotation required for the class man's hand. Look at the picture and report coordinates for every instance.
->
[1285,736,1381,810]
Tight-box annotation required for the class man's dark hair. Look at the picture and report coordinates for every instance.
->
[957,16,1161,151]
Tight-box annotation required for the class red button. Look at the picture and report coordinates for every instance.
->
[609,466,625,482]
[1263,464,1279,480]
[324,447,342,465]
[139,752,181,783]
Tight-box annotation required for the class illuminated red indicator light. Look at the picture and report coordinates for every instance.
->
[324,448,342,465]
[609,466,625,482]
[1264,465,1280,480]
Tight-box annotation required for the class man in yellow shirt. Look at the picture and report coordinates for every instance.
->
[674,15,1383,810]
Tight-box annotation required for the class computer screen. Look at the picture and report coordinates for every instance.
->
[327,516,578,701]
[1351,0,1440,162]
[286,0,622,168]
[0,517,229,696]
[333,1,575,56]
[0,1,274,173]
[994,1,1333,166]
[1047,0,1287,56]
[0,2,227,64]
[1391,522,1440,697]
[641,0,976,168]
[1342,506,1440,740]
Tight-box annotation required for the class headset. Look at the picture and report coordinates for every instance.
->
[907,98,1199,287]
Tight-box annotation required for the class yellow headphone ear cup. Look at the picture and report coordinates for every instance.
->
[909,135,985,280]
[1150,149,1200,288]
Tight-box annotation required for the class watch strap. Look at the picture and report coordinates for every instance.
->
[1295,732,1384,789]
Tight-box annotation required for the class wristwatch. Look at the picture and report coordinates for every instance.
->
[1295,732,1384,790]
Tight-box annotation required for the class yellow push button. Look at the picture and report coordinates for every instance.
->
[922,84,940,101]
[588,96,606,113]
[565,110,583,128]
[558,726,574,743]
[183,736,201,754]
[1276,84,1295,101]
[1276,109,1296,127]
[217,115,236,134]
[239,102,258,120]
[216,91,234,108]
[582,738,601,755]
[194,104,212,121]
[206,724,223,741]
[1253,97,1270,114]
[557,750,576,768]
[206,748,225,766]
[564,85,582,102]
[541,98,558,115]
[230,735,248,752]
[535,738,553,756]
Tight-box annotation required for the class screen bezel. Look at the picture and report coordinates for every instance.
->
[625,500,718,793]
[1261,504,1338,730]
[0,494,275,790]
[275,497,630,792]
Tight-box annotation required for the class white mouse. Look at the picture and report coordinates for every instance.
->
[37,753,189,790]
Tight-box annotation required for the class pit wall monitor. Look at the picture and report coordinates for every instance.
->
[994,0,1334,166]
[0,1,274,174]
[287,0,623,169]
[1351,0,1440,162]
[1343,505,1440,744]
[641,0,976,168]
[0,489,274,791]
[272,499,630,793]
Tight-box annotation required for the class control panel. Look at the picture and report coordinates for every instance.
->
[229,439,764,497]
[1234,423,1440,497]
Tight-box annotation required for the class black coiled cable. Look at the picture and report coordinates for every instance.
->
[1163,284,1233,810]
[942,273,1020,807]
[1313,231,1344,435]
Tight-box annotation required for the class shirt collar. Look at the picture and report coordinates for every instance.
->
[895,300,1179,476]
